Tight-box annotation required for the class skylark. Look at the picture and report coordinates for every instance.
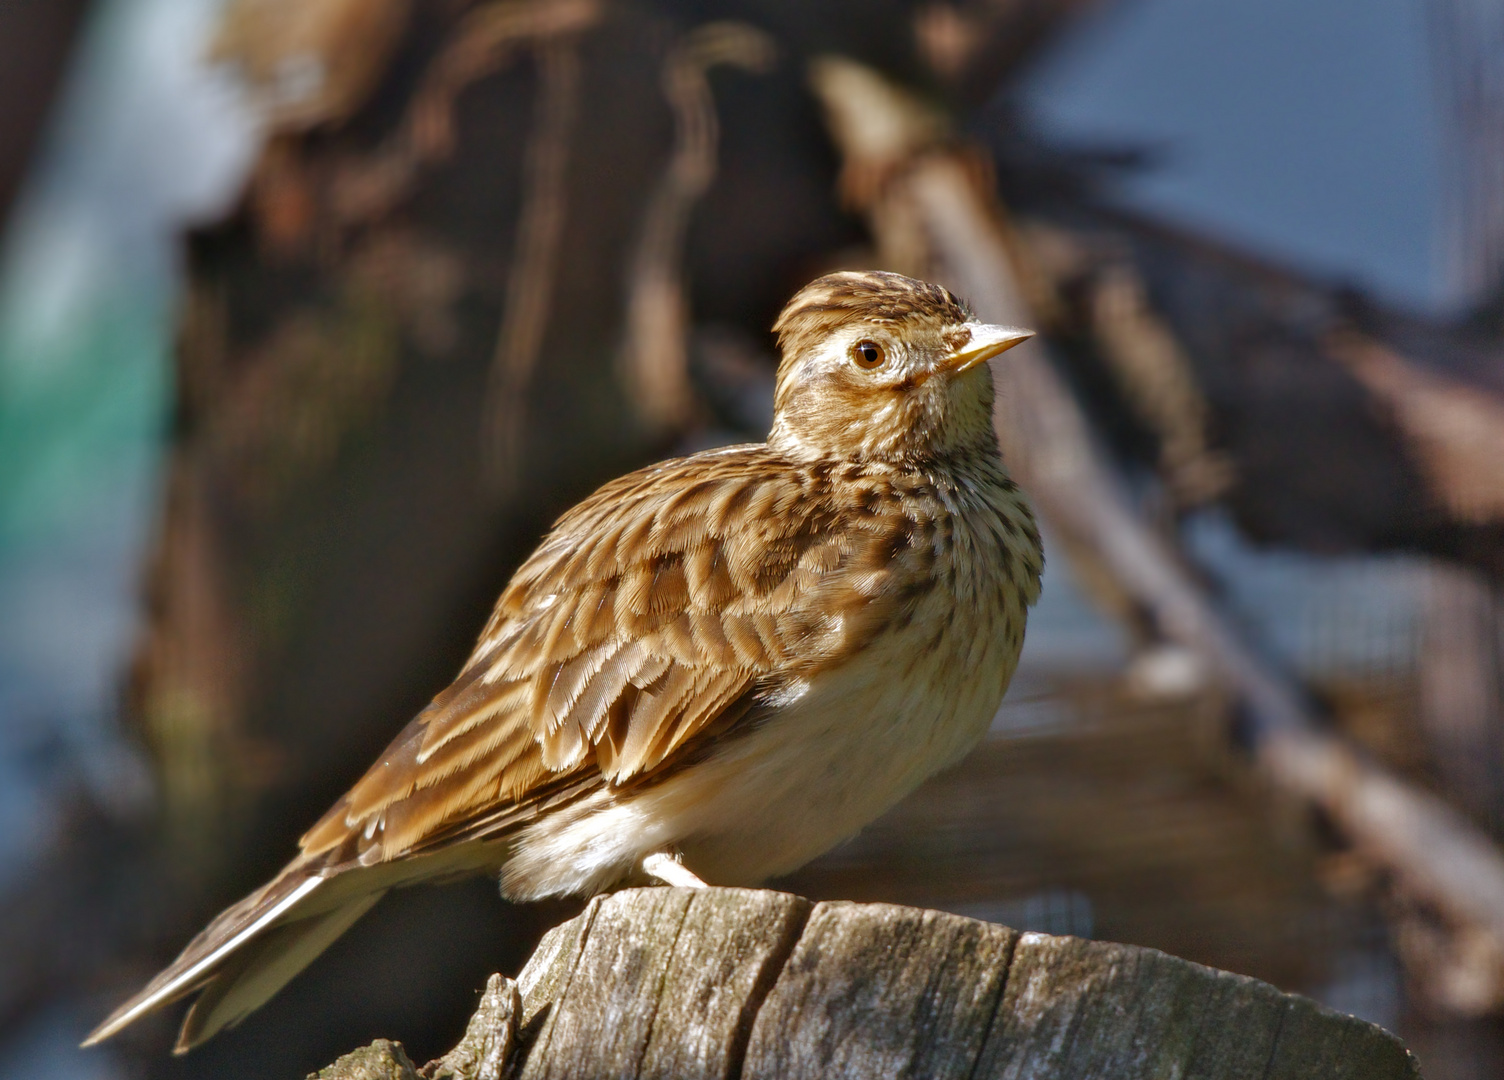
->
[85,270,1042,1052]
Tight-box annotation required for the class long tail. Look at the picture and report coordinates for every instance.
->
[82,859,386,1053]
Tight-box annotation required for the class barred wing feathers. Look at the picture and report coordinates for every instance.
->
[298,446,917,867]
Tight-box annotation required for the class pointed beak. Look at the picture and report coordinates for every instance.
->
[944,323,1035,373]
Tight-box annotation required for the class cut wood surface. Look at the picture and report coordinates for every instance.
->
[311,887,1419,1080]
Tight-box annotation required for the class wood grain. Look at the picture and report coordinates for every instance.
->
[315,888,1421,1079]
[741,901,1016,1079]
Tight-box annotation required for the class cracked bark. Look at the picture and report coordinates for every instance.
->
[312,888,1420,1080]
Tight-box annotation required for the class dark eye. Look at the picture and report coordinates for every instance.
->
[852,340,886,369]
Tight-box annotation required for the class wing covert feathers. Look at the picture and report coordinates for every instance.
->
[298,446,941,867]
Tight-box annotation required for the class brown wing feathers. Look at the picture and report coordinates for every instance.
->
[300,448,911,868]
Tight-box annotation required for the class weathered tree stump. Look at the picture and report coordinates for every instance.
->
[312,887,1420,1080]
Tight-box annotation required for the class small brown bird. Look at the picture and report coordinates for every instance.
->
[84,270,1042,1052]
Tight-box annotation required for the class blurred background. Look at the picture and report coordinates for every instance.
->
[3,0,1503,1076]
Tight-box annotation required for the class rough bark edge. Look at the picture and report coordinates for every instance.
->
[315,889,1420,1080]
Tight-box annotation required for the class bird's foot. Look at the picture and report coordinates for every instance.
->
[642,852,708,889]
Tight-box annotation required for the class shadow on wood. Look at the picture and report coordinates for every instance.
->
[310,887,1420,1080]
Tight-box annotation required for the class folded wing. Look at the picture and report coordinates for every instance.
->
[300,445,911,867]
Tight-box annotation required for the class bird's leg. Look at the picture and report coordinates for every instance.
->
[641,852,708,889]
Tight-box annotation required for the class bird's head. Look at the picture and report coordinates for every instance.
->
[768,270,1033,463]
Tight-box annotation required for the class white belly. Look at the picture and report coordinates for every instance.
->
[502,607,1020,900]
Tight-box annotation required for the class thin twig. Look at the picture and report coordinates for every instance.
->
[481,37,582,494]
[616,22,775,434]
